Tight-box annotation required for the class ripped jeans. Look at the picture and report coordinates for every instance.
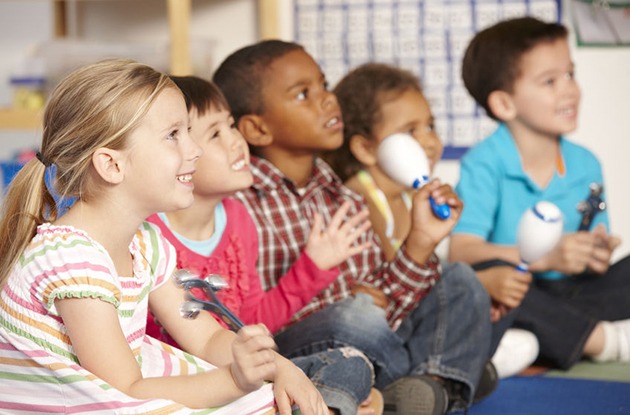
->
[276,262,492,408]
[291,347,374,415]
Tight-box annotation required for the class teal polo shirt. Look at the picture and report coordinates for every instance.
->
[453,123,608,280]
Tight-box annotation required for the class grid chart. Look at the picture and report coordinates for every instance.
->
[293,0,561,159]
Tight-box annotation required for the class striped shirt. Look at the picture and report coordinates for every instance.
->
[235,156,441,330]
[0,222,275,415]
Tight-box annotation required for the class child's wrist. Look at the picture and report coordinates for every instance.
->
[404,232,438,262]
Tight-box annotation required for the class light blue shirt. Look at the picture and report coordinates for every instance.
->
[158,202,227,256]
[453,123,608,280]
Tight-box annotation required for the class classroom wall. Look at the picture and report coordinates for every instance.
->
[0,0,628,261]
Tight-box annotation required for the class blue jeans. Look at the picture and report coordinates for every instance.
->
[291,347,373,415]
[276,262,492,407]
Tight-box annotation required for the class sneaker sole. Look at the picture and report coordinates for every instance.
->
[382,375,448,415]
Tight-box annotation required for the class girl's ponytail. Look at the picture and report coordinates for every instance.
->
[0,159,55,286]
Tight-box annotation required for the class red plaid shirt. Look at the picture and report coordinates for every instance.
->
[235,156,441,330]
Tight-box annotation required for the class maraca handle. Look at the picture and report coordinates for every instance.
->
[430,197,451,220]
[412,177,451,220]
[515,262,529,273]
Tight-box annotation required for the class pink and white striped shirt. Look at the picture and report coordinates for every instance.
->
[0,222,276,415]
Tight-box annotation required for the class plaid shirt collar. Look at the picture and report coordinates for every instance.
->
[250,155,344,196]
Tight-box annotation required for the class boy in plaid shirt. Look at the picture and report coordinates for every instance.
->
[214,40,495,414]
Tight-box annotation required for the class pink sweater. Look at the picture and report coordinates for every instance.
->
[146,198,339,343]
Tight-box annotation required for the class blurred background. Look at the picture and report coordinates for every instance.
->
[0,0,628,261]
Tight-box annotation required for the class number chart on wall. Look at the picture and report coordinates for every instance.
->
[293,0,562,159]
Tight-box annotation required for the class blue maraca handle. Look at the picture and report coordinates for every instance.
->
[430,197,451,220]
[413,177,451,220]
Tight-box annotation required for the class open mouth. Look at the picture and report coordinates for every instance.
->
[558,106,576,117]
[231,159,247,170]
[325,116,340,128]
[177,174,193,183]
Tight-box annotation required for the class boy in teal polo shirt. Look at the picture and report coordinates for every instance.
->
[450,16,630,369]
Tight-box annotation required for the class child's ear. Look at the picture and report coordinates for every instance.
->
[92,148,124,184]
[349,134,378,166]
[487,90,517,121]
[238,115,273,147]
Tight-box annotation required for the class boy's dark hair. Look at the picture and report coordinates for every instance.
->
[212,40,304,123]
[325,63,423,182]
[169,75,229,115]
[462,16,568,120]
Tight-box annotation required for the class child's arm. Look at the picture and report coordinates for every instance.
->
[239,201,371,333]
[361,180,463,325]
[58,279,327,414]
[449,233,535,313]
[56,293,265,409]
[532,225,620,275]
[404,180,463,264]
[449,233,521,265]
[450,224,621,278]
[150,267,328,415]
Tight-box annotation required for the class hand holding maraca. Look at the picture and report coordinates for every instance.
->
[377,133,451,220]
[516,201,564,272]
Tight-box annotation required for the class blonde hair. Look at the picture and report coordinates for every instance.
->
[0,58,175,286]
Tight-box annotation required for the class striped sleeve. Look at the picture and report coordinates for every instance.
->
[21,228,122,316]
[134,221,178,292]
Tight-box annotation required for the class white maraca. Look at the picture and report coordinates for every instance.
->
[516,201,564,272]
[376,133,450,219]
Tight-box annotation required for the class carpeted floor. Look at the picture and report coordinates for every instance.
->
[466,362,630,414]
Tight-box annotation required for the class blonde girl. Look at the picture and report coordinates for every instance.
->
[0,59,326,415]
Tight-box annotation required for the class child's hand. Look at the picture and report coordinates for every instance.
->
[230,324,277,392]
[476,266,532,309]
[490,301,511,323]
[351,284,389,310]
[406,180,463,261]
[272,357,329,415]
[539,230,606,275]
[305,201,372,270]
[587,224,621,274]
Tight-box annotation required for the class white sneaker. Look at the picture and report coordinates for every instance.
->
[612,319,630,361]
[491,328,539,378]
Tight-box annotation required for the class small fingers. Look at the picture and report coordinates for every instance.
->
[345,219,371,242]
[274,391,293,415]
[346,241,373,257]
[311,212,324,236]
[329,201,352,230]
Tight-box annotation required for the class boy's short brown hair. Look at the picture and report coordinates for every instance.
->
[462,16,568,120]
[170,75,229,115]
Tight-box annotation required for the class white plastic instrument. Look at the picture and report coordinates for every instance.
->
[377,133,450,219]
[516,201,563,272]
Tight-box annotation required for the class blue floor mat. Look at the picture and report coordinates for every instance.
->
[468,376,630,415]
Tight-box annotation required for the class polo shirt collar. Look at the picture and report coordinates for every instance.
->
[496,123,566,186]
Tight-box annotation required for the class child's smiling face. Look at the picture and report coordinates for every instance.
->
[257,49,344,156]
[188,104,253,201]
[507,38,581,138]
[123,87,201,215]
[372,88,443,174]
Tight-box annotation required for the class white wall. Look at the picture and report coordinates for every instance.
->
[0,0,628,261]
